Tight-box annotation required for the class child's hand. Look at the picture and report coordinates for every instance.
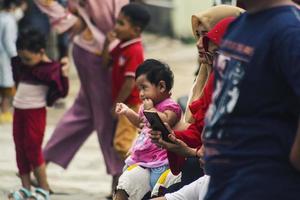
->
[60,57,70,77]
[115,103,129,115]
[106,31,117,44]
[143,98,154,110]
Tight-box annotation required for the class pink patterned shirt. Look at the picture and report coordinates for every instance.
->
[125,98,182,168]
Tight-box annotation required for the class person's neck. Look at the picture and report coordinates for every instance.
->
[121,35,141,43]
[244,0,294,13]
[154,94,171,106]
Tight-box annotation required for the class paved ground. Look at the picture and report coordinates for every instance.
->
[0,34,198,200]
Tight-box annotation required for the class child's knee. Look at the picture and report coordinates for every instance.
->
[117,165,151,199]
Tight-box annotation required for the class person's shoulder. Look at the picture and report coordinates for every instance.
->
[265,6,299,29]
[158,98,182,118]
[158,98,181,110]
[275,6,300,24]
[122,38,144,53]
[162,98,178,105]
[272,6,300,38]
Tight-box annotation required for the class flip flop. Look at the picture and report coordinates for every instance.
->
[15,173,54,195]
[8,187,32,200]
[34,188,51,200]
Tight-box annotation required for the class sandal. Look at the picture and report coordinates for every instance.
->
[34,188,50,200]
[15,173,54,195]
[8,188,32,200]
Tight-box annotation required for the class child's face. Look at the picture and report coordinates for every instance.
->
[114,12,138,41]
[136,74,165,104]
[18,49,43,67]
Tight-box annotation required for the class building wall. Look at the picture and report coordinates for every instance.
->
[143,0,213,38]
[171,0,213,38]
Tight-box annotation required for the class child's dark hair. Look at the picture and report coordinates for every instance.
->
[3,0,23,9]
[121,3,150,31]
[16,29,46,53]
[136,59,174,91]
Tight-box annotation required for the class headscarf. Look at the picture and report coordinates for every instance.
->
[185,5,244,123]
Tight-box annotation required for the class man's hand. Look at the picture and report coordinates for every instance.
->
[290,119,300,171]
[150,123,196,157]
[197,145,205,169]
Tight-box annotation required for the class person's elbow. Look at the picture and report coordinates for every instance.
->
[290,150,300,171]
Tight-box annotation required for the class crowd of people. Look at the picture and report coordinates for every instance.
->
[0,0,300,200]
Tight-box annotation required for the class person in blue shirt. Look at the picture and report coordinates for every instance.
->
[202,0,300,199]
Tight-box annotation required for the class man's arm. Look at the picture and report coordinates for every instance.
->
[275,20,300,170]
[290,119,300,170]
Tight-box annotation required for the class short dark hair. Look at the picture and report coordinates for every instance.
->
[16,29,46,53]
[121,3,151,31]
[136,59,174,91]
[3,0,23,9]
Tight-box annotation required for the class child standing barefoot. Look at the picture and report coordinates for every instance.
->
[114,59,182,200]
[8,29,69,200]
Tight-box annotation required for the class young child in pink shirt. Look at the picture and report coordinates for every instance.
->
[114,59,182,200]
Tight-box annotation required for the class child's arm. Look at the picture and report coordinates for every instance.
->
[144,99,179,128]
[114,76,136,106]
[290,119,300,171]
[115,103,141,127]
[102,31,116,68]
[111,76,136,118]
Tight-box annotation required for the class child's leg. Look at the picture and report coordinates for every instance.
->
[32,163,49,190]
[20,173,31,190]
[114,189,128,200]
[113,105,140,160]
[13,109,32,189]
[23,108,50,191]
[114,165,151,200]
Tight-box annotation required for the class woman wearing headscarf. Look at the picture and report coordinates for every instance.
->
[150,5,244,197]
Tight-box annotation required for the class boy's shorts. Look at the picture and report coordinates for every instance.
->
[113,104,140,159]
[0,86,16,97]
